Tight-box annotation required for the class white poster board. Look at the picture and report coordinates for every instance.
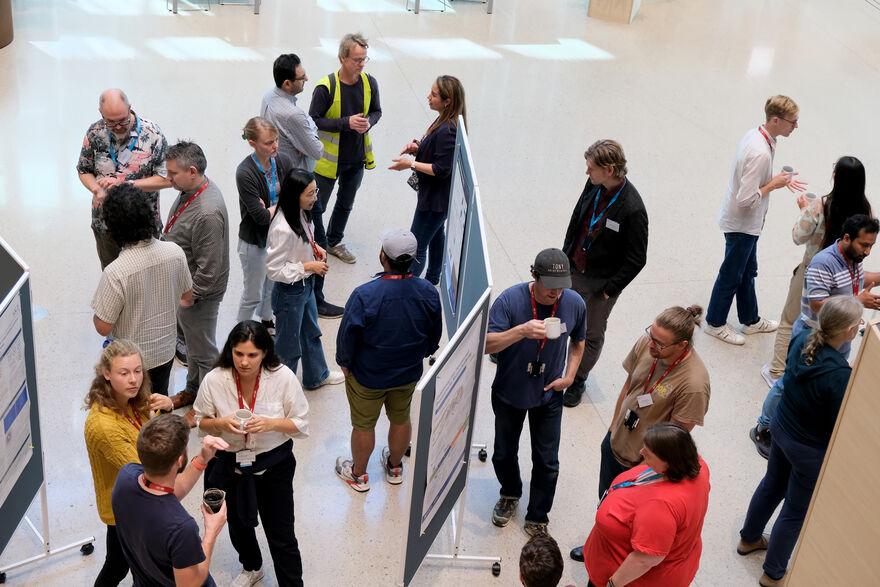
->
[0,295,32,507]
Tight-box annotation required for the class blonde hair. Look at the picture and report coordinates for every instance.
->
[656,305,703,346]
[803,296,862,365]
[83,340,151,415]
[339,33,368,58]
[242,116,277,142]
[765,95,798,122]
[585,140,628,179]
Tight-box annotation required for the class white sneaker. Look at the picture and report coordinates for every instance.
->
[335,457,371,492]
[305,370,345,390]
[328,243,357,264]
[742,317,779,335]
[760,364,778,388]
[380,446,404,485]
[231,568,263,587]
[704,323,745,345]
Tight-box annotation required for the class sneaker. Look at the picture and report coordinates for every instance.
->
[523,520,549,538]
[760,364,778,388]
[317,301,345,319]
[231,567,264,587]
[562,379,586,408]
[305,371,345,390]
[759,572,784,587]
[749,426,771,459]
[261,319,275,336]
[742,317,779,335]
[704,323,745,345]
[737,534,769,555]
[380,446,403,485]
[335,457,370,492]
[328,243,356,264]
[491,497,518,527]
[175,339,188,366]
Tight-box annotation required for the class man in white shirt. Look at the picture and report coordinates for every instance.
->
[704,95,807,345]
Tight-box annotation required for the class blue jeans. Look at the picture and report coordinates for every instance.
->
[740,419,826,580]
[491,393,563,524]
[313,164,365,304]
[598,430,628,501]
[271,277,329,388]
[236,238,274,322]
[409,209,446,285]
[707,232,760,327]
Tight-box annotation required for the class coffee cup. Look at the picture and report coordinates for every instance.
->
[782,165,794,182]
[235,408,253,431]
[803,192,817,202]
[203,488,225,513]
[544,317,561,340]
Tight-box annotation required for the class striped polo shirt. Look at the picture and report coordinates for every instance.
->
[800,240,864,328]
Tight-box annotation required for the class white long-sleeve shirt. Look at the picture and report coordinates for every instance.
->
[717,126,775,236]
[265,208,316,284]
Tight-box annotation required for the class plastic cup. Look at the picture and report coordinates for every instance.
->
[203,488,225,513]
[544,317,561,339]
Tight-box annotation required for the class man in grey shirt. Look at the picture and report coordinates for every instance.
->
[162,141,229,427]
[261,53,323,172]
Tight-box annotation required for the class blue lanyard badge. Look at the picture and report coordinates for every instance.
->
[582,179,626,251]
[106,114,141,170]
[251,155,277,206]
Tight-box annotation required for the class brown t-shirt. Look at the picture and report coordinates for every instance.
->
[610,337,711,467]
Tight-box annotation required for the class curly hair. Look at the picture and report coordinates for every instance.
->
[103,183,158,247]
[83,340,152,416]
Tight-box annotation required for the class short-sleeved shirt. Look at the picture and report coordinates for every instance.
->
[584,459,711,587]
[112,463,215,587]
[488,283,587,409]
[800,240,864,328]
[76,112,168,232]
[610,338,711,467]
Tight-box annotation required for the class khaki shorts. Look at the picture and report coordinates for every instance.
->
[346,375,417,431]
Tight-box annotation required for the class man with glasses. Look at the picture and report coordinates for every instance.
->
[309,32,382,271]
[77,88,171,268]
[568,305,710,563]
[704,95,807,345]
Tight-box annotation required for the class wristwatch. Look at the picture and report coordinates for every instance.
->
[607,580,616,587]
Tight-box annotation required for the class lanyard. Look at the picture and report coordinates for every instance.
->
[303,211,320,260]
[164,180,210,234]
[381,273,413,279]
[530,284,559,360]
[142,475,175,494]
[107,115,142,170]
[598,467,664,508]
[582,180,626,251]
[251,154,277,206]
[235,369,260,443]
[124,403,143,431]
[757,126,774,152]
[837,242,861,295]
[642,348,690,395]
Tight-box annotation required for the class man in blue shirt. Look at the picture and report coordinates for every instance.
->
[486,249,587,537]
[334,228,442,492]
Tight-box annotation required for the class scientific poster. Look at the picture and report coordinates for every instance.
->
[0,296,32,506]
[444,153,469,311]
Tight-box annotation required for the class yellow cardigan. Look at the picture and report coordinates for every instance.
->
[83,403,146,525]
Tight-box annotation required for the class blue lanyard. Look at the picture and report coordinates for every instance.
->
[251,154,277,206]
[582,179,626,251]
[598,467,663,508]
[106,114,141,170]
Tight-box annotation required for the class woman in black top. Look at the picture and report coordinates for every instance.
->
[389,75,467,285]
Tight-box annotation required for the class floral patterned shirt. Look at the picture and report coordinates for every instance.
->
[77,111,168,232]
[792,196,826,263]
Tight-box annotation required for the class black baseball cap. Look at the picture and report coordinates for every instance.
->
[532,248,571,289]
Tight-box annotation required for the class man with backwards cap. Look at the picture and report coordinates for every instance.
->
[485,248,587,537]
[334,229,443,493]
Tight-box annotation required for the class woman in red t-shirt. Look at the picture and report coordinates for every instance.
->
[583,422,710,587]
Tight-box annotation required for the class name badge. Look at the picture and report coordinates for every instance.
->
[236,449,256,467]
[636,394,654,408]
[560,322,568,334]
[606,219,620,232]
[117,149,132,165]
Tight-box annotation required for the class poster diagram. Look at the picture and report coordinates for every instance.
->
[0,295,32,507]
[444,154,469,312]
[420,313,483,533]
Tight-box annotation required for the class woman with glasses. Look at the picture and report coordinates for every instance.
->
[389,75,467,285]
[739,295,862,587]
[236,117,292,334]
[265,168,343,390]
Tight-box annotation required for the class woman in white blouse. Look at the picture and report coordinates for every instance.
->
[194,320,310,587]
[265,168,343,389]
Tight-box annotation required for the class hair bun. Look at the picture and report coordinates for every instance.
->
[687,306,699,317]
[241,132,247,140]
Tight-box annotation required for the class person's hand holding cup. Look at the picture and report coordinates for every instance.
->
[544,317,561,340]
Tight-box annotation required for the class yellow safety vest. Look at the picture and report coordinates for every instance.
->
[315,71,375,179]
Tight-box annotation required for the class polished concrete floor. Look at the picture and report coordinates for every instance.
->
[1,0,879,585]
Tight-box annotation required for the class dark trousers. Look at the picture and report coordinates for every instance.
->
[570,271,619,383]
[740,419,825,580]
[93,229,121,270]
[491,393,563,524]
[312,164,365,303]
[707,232,760,327]
[409,209,447,285]
[147,358,173,397]
[598,430,629,501]
[94,524,129,587]
[225,452,304,587]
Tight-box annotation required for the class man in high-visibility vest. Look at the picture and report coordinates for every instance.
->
[309,32,382,318]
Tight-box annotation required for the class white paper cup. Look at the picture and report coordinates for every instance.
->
[544,317,561,339]
[803,192,817,202]
[782,165,794,182]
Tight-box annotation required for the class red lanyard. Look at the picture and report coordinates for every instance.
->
[164,179,210,234]
[837,243,861,295]
[124,403,143,431]
[381,273,413,279]
[302,211,320,260]
[142,476,174,494]
[642,348,690,395]
[234,369,260,442]
[530,284,559,359]
[757,126,774,152]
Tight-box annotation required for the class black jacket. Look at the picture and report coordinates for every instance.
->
[562,178,648,297]
[236,151,293,248]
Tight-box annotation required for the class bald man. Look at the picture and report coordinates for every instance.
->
[78,89,171,268]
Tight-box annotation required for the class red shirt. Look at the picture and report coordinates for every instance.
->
[583,458,710,587]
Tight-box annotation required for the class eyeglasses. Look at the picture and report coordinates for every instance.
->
[644,326,679,351]
[294,76,307,82]
[348,56,370,65]
[780,116,799,125]
[103,110,132,129]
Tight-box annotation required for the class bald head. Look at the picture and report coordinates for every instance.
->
[99,89,133,137]
[99,89,130,110]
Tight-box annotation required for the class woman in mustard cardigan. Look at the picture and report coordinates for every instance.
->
[83,340,173,586]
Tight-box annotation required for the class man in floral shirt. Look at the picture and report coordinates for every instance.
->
[77,88,170,268]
